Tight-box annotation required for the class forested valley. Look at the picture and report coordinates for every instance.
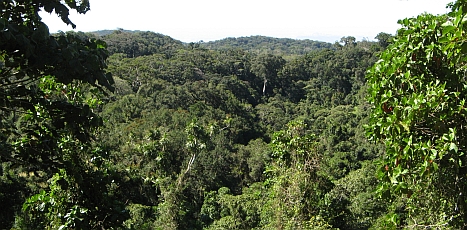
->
[3,1,467,229]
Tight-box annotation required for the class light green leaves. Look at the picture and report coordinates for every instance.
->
[367,0,467,227]
[367,9,466,187]
[449,142,458,152]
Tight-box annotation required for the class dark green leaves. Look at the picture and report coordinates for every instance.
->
[40,0,90,28]
[0,1,119,229]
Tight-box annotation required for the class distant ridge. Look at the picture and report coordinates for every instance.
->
[201,35,333,55]
[90,30,334,56]
[91,29,142,37]
[92,30,183,58]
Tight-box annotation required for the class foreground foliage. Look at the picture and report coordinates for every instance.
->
[1,1,122,229]
[367,1,467,228]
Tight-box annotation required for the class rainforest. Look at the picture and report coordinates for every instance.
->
[2,1,467,229]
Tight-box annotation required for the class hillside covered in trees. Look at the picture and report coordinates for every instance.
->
[2,1,467,229]
[200,36,333,56]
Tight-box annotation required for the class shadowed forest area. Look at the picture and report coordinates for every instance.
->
[2,1,467,229]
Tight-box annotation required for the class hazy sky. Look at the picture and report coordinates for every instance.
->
[39,0,453,43]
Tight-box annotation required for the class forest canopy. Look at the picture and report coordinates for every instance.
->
[1,0,467,229]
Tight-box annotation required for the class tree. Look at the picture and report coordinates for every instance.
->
[339,36,357,47]
[250,54,286,96]
[1,1,119,228]
[1,0,114,168]
[374,32,393,49]
[366,1,467,227]
[261,120,333,229]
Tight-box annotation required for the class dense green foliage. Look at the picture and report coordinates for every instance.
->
[0,1,124,229]
[367,1,467,228]
[201,36,333,56]
[3,0,467,229]
[91,31,384,229]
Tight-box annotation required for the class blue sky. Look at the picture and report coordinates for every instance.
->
[40,0,453,43]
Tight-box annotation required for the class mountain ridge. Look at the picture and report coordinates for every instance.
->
[92,30,334,56]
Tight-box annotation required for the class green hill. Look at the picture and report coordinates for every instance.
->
[201,35,333,55]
